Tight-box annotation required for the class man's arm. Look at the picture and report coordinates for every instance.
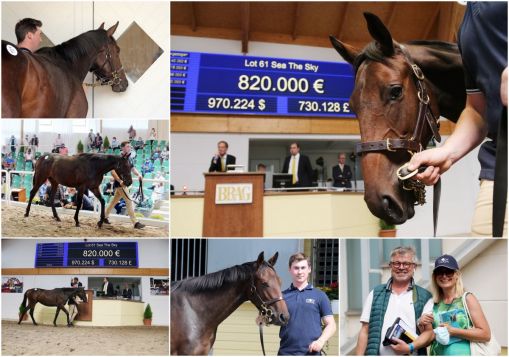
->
[355,322,369,355]
[308,315,337,353]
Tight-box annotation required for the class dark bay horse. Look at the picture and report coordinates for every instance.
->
[330,13,466,224]
[18,288,88,327]
[2,22,128,118]
[25,153,133,227]
[171,252,289,355]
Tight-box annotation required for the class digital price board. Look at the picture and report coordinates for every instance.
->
[171,51,355,118]
[35,242,138,268]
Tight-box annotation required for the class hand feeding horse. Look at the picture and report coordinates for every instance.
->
[2,22,127,118]
[170,252,289,355]
[24,153,133,228]
[330,12,466,226]
[18,287,88,327]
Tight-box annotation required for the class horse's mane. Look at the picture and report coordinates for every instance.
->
[36,29,110,64]
[353,40,458,73]
[171,261,273,294]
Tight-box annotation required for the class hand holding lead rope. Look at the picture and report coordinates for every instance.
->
[397,163,428,180]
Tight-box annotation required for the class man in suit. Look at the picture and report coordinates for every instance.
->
[209,140,236,172]
[102,277,114,297]
[70,277,83,288]
[332,153,352,188]
[282,142,313,187]
[122,283,133,299]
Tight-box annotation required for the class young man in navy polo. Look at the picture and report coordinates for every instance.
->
[278,253,336,355]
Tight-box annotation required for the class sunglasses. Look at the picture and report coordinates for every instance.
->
[434,268,455,277]
[389,261,414,268]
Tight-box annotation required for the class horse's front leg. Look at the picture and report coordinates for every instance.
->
[73,189,84,227]
[91,187,105,228]
[60,305,72,327]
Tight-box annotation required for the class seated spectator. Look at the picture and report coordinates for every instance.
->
[161,146,169,161]
[152,149,160,162]
[142,159,154,175]
[42,182,66,207]
[111,137,120,150]
[134,136,144,150]
[64,187,94,211]
[103,177,116,197]
[2,153,15,170]
[58,145,68,156]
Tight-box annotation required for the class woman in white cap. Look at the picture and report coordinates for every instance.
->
[419,254,491,355]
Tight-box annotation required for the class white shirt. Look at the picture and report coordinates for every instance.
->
[287,153,300,181]
[103,282,109,293]
[360,288,433,355]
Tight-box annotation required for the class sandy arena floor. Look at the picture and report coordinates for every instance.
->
[1,205,168,238]
[2,320,169,355]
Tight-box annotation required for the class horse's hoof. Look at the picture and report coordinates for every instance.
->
[75,223,80,227]
[97,221,103,228]
[24,214,28,218]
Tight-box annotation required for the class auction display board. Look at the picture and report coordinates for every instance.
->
[35,242,138,268]
[171,51,355,118]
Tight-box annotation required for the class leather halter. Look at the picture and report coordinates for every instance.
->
[249,282,283,319]
[87,44,124,87]
[355,46,441,157]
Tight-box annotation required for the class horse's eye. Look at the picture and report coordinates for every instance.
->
[389,85,403,100]
[262,282,269,288]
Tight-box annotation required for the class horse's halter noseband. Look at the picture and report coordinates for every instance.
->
[355,45,442,206]
[88,42,124,87]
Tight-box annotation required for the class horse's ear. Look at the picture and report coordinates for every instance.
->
[256,252,265,266]
[106,21,120,37]
[98,22,105,30]
[329,35,359,65]
[363,12,394,57]
[268,252,279,266]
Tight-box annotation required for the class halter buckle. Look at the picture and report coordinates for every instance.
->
[411,64,425,80]
[386,138,396,152]
[417,91,430,105]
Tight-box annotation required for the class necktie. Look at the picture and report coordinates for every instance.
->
[221,157,225,172]
[291,157,297,184]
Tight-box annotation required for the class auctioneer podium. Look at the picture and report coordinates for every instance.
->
[203,172,264,237]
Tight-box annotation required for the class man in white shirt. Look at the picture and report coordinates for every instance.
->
[356,246,434,355]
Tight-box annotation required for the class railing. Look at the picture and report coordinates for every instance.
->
[170,186,365,195]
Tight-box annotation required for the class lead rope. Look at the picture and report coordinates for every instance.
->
[397,163,441,236]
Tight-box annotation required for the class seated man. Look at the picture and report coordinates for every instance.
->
[64,187,94,211]
[122,283,133,299]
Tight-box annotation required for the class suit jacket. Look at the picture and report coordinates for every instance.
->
[102,282,114,297]
[209,154,236,172]
[332,164,352,188]
[282,154,313,187]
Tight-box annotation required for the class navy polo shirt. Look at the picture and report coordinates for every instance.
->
[457,2,508,180]
[278,283,333,356]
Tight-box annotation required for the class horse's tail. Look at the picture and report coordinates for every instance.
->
[20,290,29,312]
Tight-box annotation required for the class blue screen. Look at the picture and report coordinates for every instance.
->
[171,51,355,118]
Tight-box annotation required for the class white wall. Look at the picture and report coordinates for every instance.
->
[2,239,169,326]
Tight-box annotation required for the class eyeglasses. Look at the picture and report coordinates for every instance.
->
[389,261,414,268]
[434,269,455,277]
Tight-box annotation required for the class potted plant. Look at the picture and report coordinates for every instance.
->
[19,303,27,321]
[103,136,110,150]
[143,303,152,326]
[379,219,397,237]
[77,140,84,154]
[318,282,339,314]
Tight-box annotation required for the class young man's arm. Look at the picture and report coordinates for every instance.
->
[308,315,337,352]
[355,322,369,355]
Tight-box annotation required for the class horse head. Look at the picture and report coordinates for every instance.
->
[92,22,128,92]
[330,13,440,224]
[249,251,289,326]
[74,287,88,303]
[116,153,133,187]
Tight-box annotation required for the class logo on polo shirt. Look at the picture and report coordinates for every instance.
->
[305,298,316,304]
